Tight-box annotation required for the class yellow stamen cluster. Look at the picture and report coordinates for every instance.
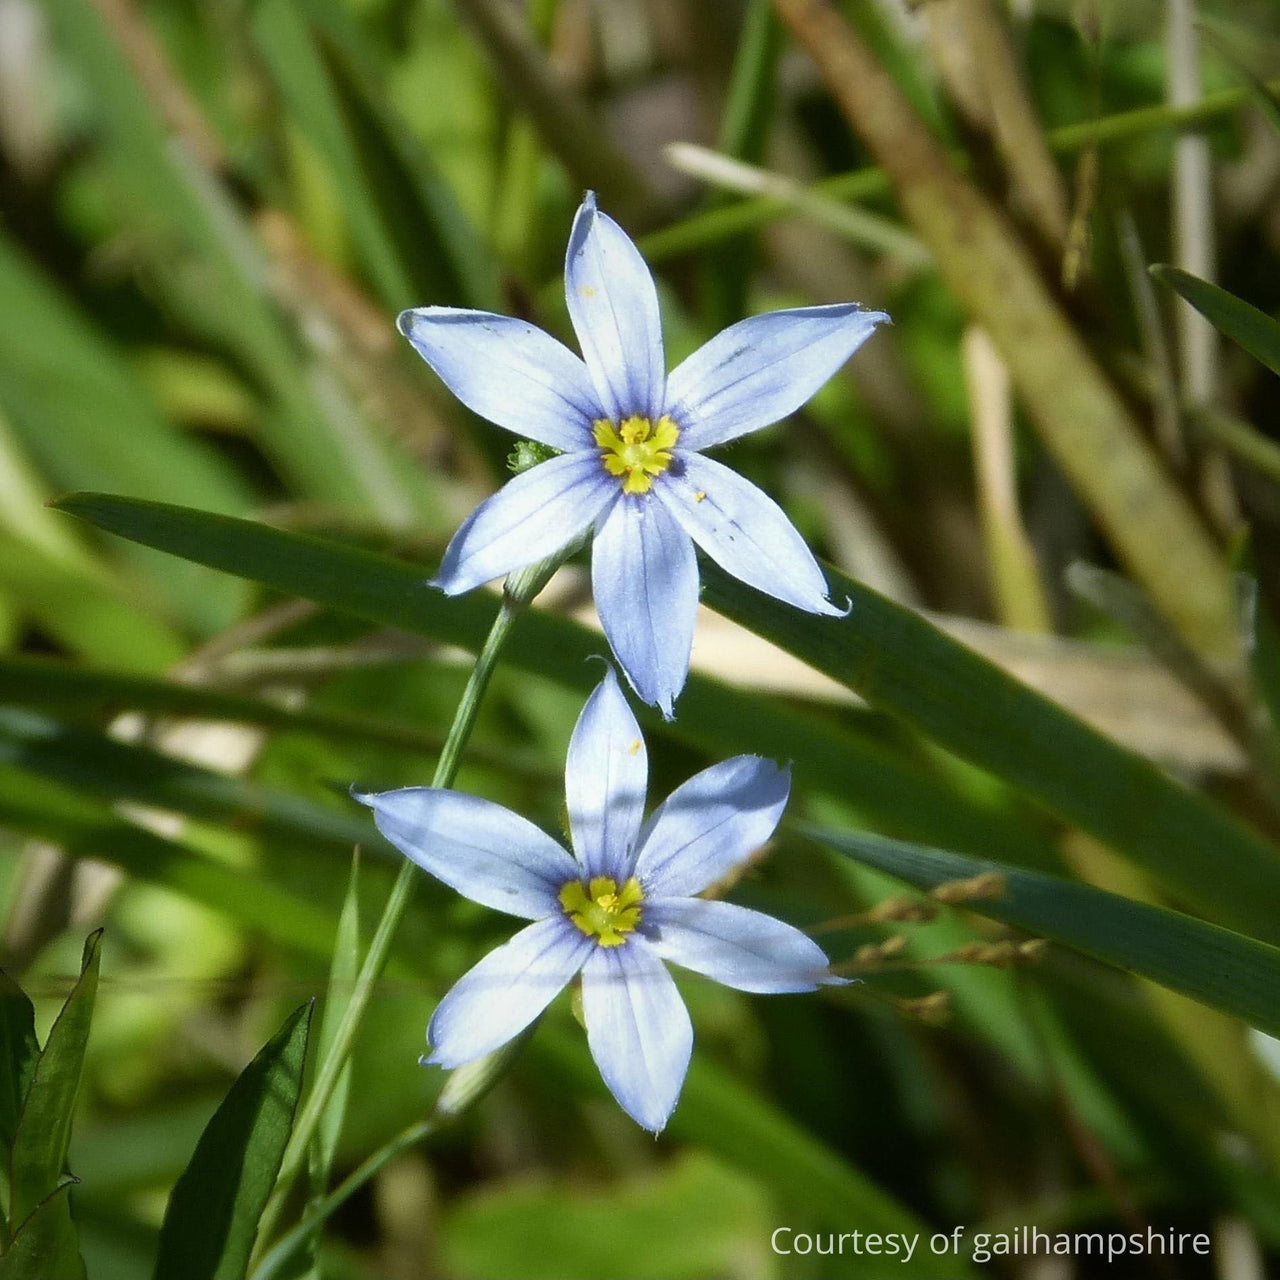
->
[593,414,679,495]
[559,876,644,947]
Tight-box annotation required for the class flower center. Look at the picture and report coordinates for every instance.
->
[559,875,644,947]
[592,415,679,495]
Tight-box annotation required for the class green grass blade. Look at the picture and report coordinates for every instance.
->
[0,708,382,855]
[9,932,101,1229]
[804,825,1280,1039]
[1150,265,1280,377]
[0,655,544,777]
[49,493,1060,867]
[696,559,1280,943]
[153,1003,313,1280]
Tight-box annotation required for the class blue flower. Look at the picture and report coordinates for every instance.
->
[400,192,888,717]
[355,668,844,1133]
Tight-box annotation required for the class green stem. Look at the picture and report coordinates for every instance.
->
[253,1120,435,1280]
[251,593,523,1260]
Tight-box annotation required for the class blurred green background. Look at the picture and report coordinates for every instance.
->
[5,0,1280,1276]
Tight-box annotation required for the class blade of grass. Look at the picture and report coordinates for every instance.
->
[697,553,1280,943]
[803,825,1280,1040]
[0,707,386,855]
[49,493,1063,869]
[1150,264,1280,377]
[0,655,549,780]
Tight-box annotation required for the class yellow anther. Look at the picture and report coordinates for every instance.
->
[693,490,706,503]
[593,415,679,495]
[559,875,644,947]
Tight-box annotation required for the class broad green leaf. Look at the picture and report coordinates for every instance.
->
[442,1152,772,1280]
[49,494,1060,871]
[0,1182,83,1280]
[1150,265,1280,377]
[154,1003,313,1280]
[804,826,1280,1039]
[9,932,101,1229]
[696,558,1280,944]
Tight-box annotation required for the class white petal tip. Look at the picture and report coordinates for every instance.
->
[821,973,856,988]
[813,592,852,618]
[426,573,468,597]
[395,309,417,338]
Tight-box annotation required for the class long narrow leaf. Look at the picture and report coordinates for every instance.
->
[804,826,1280,1039]
[0,708,383,854]
[8,931,101,1231]
[154,1003,313,1280]
[1150,265,1280,377]
[0,655,546,779]
[697,558,1280,943]
[50,493,1054,869]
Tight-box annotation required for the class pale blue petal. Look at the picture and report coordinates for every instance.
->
[565,192,665,422]
[591,494,698,720]
[632,756,790,898]
[665,304,889,450]
[657,453,843,615]
[398,307,602,451]
[565,667,648,880]
[354,787,579,919]
[581,939,692,1133]
[644,898,845,993]
[434,453,616,595]
[426,917,591,1067]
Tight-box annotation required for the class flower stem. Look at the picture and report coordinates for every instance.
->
[251,591,524,1259]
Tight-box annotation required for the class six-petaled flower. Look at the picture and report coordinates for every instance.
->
[356,667,844,1133]
[399,191,888,717]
